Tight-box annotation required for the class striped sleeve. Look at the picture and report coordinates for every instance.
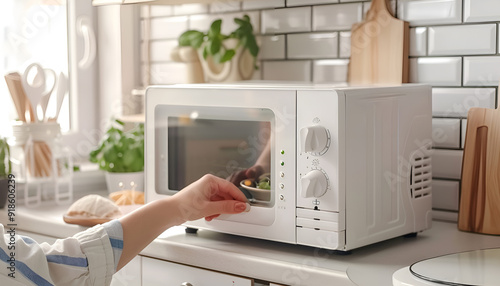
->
[102,220,124,272]
[0,222,120,285]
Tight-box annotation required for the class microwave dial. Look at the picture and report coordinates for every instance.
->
[299,125,330,155]
[300,169,328,198]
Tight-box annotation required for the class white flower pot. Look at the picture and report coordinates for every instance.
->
[171,38,255,83]
[198,38,254,83]
[105,171,144,193]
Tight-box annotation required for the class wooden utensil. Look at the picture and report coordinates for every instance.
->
[458,104,500,235]
[348,0,409,85]
[4,72,35,122]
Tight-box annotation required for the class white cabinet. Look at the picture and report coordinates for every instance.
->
[142,257,253,286]
[111,256,142,286]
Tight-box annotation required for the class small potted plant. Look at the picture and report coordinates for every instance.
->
[89,119,144,193]
[172,15,259,83]
[0,137,12,209]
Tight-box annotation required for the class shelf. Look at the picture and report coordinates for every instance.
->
[119,113,145,123]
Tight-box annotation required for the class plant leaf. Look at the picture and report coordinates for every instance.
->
[203,45,209,59]
[179,30,205,48]
[220,49,236,63]
[208,19,222,38]
[245,35,259,57]
[210,37,221,55]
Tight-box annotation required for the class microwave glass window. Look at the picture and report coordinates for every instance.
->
[155,106,274,204]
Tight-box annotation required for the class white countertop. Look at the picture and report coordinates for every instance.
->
[2,200,500,286]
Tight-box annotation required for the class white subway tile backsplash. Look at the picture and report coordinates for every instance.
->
[262,7,311,34]
[190,12,260,36]
[461,119,467,149]
[150,40,179,62]
[398,0,462,26]
[150,16,189,40]
[262,60,311,81]
[464,0,500,23]
[288,33,338,59]
[428,24,496,56]
[339,32,351,59]
[242,0,285,10]
[260,35,286,60]
[312,59,349,83]
[409,27,427,57]
[287,0,338,6]
[432,149,463,180]
[149,63,189,84]
[362,1,397,18]
[189,14,218,31]
[313,3,362,31]
[464,56,500,86]
[210,1,241,13]
[432,88,496,117]
[173,4,209,16]
[432,118,461,149]
[409,57,462,86]
[149,6,173,17]
[432,180,460,211]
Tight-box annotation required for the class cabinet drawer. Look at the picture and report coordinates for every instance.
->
[142,257,252,286]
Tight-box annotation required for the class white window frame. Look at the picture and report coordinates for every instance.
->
[63,0,100,161]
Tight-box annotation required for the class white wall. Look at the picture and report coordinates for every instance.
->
[141,0,500,221]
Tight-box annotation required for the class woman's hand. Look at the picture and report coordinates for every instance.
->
[118,174,249,270]
[172,174,249,222]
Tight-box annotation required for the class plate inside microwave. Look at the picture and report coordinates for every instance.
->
[240,178,271,201]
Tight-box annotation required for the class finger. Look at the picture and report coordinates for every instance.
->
[210,176,248,202]
[205,214,220,221]
[206,200,247,216]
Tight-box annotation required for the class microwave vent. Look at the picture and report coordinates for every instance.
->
[409,147,432,199]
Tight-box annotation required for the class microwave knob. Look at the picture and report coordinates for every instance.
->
[300,170,328,198]
[300,125,329,155]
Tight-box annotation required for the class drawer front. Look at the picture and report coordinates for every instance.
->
[142,257,252,286]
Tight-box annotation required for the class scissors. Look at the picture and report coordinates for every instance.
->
[22,63,56,122]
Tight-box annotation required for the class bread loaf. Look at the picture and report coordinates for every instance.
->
[66,194,121,219]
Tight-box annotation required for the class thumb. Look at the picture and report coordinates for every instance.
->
[206,200,248,216]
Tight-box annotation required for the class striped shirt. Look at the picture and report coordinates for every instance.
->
[0,220,123,285]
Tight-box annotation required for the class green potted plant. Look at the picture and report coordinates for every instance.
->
[172,15,259,83]
[89,119,144,193]
[0,137,12,209]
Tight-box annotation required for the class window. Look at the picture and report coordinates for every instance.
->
[1,0,69,134]
[1,0,99,161]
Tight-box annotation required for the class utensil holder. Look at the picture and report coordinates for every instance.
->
[9,122,73,207]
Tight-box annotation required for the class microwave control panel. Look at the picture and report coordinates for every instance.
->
[295,89,346,250]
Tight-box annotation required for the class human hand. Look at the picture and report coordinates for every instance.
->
[171,174,249,222]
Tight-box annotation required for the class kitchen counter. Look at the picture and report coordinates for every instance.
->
[1,200,500,285]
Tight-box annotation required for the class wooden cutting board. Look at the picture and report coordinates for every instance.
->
[458,106,500,235]
[348,0,409,85]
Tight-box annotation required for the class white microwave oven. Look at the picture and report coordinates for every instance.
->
[145,83,433,252]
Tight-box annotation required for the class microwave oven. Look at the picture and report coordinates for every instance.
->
[145,83,433,251]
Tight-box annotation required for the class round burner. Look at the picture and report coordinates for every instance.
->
[409,248,500,285]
